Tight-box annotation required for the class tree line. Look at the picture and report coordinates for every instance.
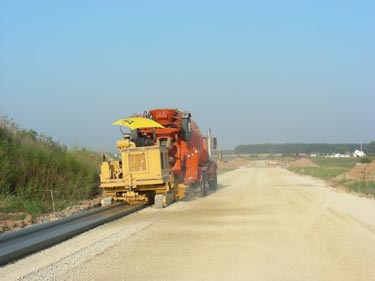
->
[233,142,375,155]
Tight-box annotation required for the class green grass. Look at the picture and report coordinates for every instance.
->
[288,157,375,197]
[288,158,358,180]
[0,116,101,215]
[289,166,347,180]
[0,195,44,216]
[310,157,359,169]
[346,181,375,197]
[0,212,26,221]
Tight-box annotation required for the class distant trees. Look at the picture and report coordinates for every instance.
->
[233,143,366,155]
[335,146,349,155]
[367,141,375,155]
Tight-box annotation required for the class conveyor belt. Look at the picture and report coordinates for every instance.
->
[0,203,147,266]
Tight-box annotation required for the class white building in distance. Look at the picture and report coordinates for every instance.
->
[353,150,366,157]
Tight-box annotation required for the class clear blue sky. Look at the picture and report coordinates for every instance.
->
[1,1,374,151]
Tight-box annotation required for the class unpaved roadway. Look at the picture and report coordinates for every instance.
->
[2,164,375,281]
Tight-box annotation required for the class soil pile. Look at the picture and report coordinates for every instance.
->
[218,157,250,170]
[340,161,375,182]
[289,158,318,168]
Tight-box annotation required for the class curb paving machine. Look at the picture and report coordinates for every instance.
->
[100,108,218,208]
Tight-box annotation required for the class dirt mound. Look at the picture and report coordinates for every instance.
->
[341,161,375,182]
[218,157,249,170]
[289,158,318,168]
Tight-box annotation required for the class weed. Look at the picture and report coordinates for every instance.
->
[288,157,375,197]
[0,116,101,214]
[359,157,372,164]
[347,181,375,196]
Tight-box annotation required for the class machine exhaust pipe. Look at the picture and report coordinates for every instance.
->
[207,128,217,161]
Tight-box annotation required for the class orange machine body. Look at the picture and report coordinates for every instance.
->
[134,109,216,186]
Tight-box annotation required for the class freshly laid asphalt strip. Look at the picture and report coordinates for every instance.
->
[0,203,147,266]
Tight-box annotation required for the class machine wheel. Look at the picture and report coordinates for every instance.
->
[154,194,164,209]
[201,173,208,197]
[208,170,218,190]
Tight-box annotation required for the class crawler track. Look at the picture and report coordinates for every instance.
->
[0,203,147,266]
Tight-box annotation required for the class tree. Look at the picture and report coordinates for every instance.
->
[367,141,375,155]
[335,146,348,155]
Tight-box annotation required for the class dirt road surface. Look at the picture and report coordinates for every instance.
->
[2,164,375,281]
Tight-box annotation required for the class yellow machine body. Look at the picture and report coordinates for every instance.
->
[100,145,186,207]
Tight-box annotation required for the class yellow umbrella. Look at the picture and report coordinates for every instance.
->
[112,116,165,129]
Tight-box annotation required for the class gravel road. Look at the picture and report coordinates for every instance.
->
[1,164,375,281]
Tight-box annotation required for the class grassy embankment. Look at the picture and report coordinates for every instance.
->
[288,157,375,196]
[0,117,101,219]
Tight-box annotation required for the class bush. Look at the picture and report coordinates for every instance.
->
[359,157,372,163]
